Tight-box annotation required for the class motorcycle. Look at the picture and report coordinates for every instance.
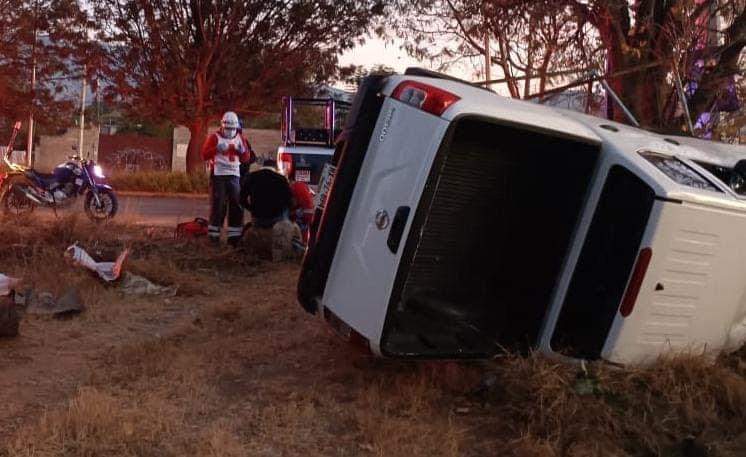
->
[0,121,118,221]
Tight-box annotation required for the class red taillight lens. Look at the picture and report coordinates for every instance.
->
[279,152,294,178]
[392,80,460,116]
[620,247,652,317]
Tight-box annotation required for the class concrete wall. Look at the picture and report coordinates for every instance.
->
[172,126,191,173]
[35,127,100,173]
[171,127,281,171]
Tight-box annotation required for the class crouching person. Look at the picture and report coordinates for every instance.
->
[241,160,303,261]
[201,112,253,246]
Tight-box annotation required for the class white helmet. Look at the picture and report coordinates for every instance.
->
[221,111,240,138]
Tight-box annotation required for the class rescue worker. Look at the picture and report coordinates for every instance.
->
[201,112,254,246]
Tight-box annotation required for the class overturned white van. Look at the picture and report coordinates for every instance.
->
[298,69,746,365]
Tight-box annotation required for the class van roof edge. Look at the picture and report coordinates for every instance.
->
[403,67,494,93]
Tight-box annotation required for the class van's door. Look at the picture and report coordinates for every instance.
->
[320,98,450,354]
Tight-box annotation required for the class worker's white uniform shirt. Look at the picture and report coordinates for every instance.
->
[213,134,245,176]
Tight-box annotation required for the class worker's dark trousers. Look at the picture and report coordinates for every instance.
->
[208,175,244,244]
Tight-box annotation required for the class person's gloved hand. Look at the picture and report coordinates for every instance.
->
[217,142,228,153]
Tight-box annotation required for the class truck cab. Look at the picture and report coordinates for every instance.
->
[276,96,350,189]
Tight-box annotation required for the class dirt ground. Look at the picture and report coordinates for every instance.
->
[0,216,744,457]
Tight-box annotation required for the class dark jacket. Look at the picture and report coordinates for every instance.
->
[241,168,292,222]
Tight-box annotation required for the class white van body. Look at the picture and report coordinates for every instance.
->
[298,70,746,365]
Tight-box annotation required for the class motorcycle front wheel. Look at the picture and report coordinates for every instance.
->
[84,189,118,221]
[1,182,36,216]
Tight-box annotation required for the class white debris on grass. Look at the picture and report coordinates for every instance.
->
[65,244,129,282]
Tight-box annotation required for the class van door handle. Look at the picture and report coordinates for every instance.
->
[387,206,411,254]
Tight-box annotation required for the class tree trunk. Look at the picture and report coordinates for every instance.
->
[186,118,209,175]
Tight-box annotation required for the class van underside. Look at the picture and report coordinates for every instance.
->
[381,117,600,357]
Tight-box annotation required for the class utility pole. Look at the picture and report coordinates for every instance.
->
[26,0,39,167]
[78,64,87,157]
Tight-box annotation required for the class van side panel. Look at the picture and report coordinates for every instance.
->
[604,201,746,363]
[550,165,655,359]
[321,99,450,351]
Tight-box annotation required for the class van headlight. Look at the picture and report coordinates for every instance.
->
[93,165,105,178]
[639,151,718,191]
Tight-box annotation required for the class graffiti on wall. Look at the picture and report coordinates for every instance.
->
[98,134,171,172]
[108,148,169,172]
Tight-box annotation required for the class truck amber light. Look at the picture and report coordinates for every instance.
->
[620,247,652,317]
[392,80,460,116]
[279,152,294,177]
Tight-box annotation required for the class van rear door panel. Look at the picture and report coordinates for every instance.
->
[322,99,450,351]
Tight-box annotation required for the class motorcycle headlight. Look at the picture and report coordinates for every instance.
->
[93,165,105,178]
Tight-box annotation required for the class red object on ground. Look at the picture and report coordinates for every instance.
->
[175,217,209,239]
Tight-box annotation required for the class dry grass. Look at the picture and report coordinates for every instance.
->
[0,216,744,457]
[108,171,209,194]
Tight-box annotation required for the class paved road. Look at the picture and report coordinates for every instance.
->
[117,194,211,226]
[37,194,213,226]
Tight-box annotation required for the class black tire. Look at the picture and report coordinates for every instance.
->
[84,189,118,221]
[1,181,36,216]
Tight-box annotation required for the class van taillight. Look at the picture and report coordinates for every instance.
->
[392,80,460,116]
[620,248,652,317]
[279,152,294,178]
